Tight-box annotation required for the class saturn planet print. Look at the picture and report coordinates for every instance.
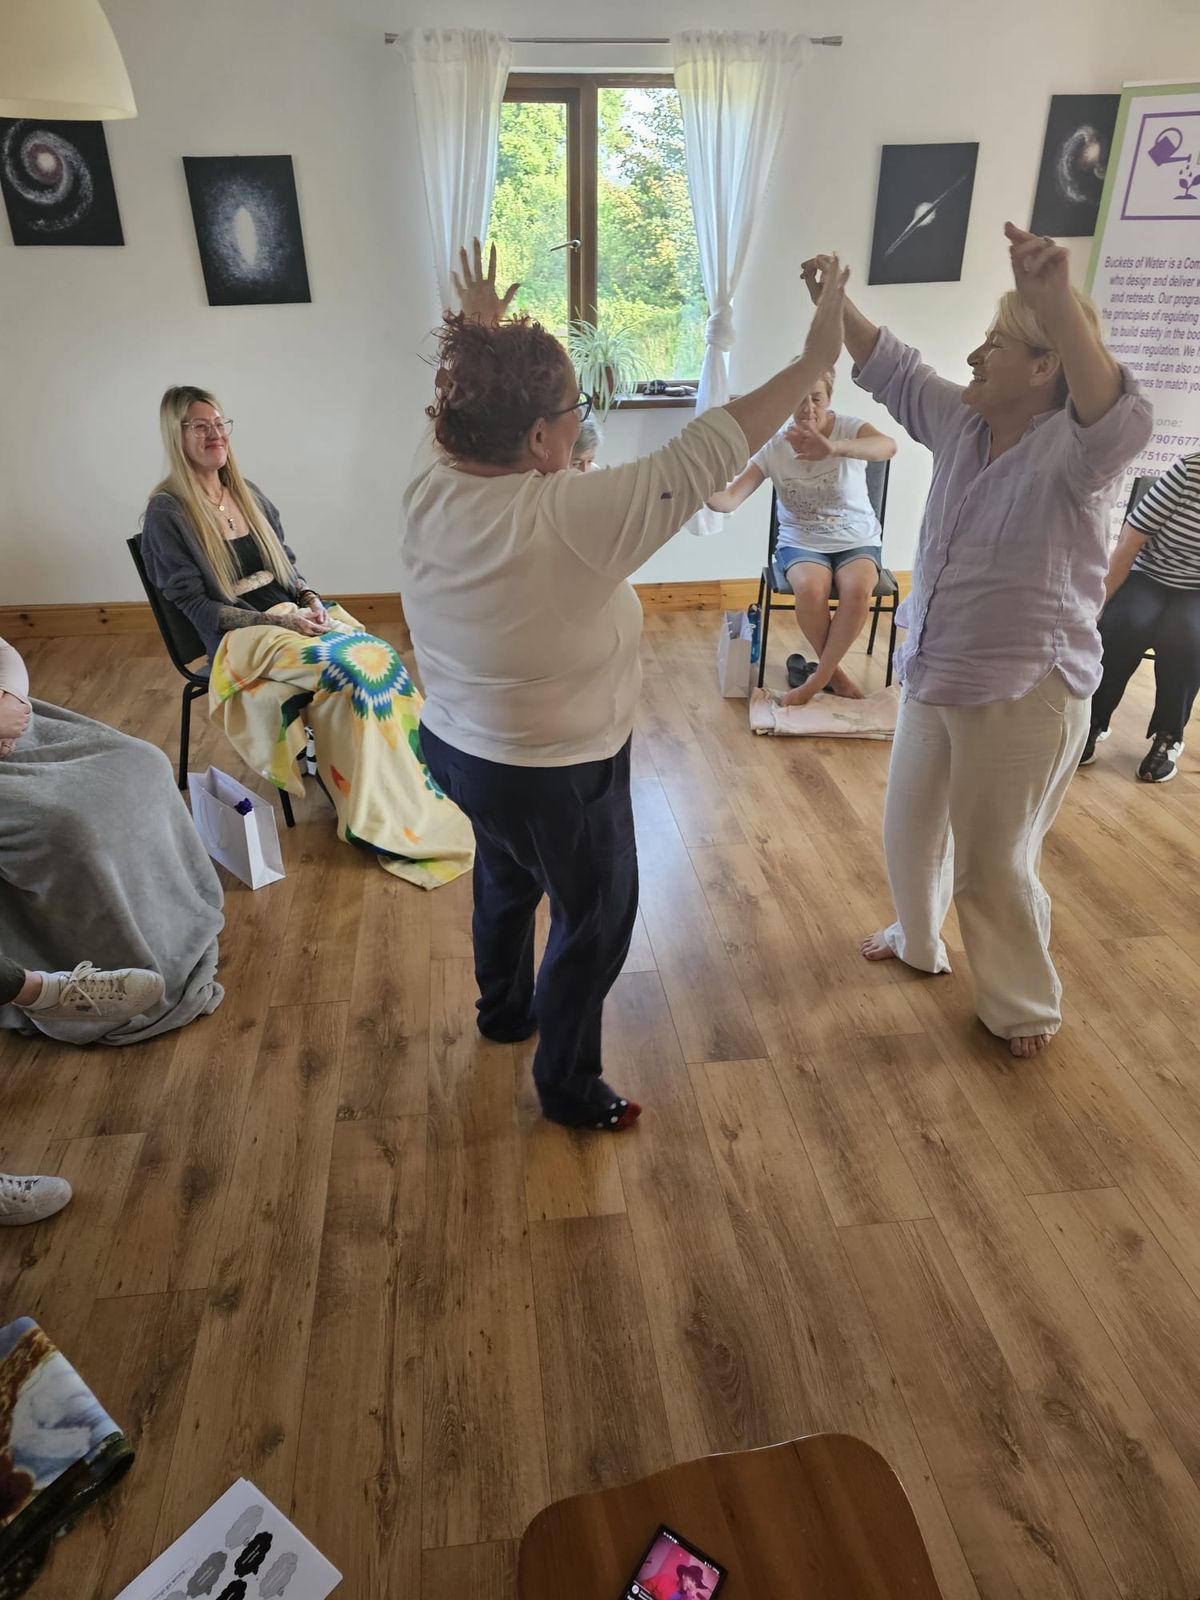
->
[0,118,124,245]
[183,154,312,307]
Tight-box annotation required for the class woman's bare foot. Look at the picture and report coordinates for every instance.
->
[860,931,895,962]
[1010,1032,1052,1059]
[829,667,865,699]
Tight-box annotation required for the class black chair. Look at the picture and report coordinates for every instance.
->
[756,458,899,689]
[1124,474,1159,663]
[127,533,295,827]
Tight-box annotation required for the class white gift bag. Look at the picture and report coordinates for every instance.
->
[716,609,755,697]
[187,767,286,890]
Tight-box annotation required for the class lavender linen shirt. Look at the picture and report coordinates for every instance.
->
[855,328,1154,704]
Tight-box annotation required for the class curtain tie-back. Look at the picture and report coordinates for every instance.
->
[704,306,736,352]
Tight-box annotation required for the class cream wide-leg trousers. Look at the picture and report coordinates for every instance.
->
[879,672,1089,1040]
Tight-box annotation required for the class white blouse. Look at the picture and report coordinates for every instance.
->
[400,409,748,766]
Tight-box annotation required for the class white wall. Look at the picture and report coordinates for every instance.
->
[3,0,1199,604]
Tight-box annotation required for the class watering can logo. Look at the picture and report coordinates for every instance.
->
[1147,127,1190,166]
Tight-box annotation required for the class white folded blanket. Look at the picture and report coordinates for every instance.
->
[749,685,900,739]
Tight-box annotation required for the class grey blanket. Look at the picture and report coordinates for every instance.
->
[0,701,225,1044]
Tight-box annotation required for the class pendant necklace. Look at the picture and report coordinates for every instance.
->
[206,481,237,535]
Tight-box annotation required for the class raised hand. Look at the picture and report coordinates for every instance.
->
[451,238,520,327]
[1005,221,1071,312]
[802,254,847,373]
[801,254,837,307]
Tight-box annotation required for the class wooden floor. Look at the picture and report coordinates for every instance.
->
[5,613,1200,1600]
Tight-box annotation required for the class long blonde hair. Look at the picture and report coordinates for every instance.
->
[149,385,296,598]
[991,288,1104,406]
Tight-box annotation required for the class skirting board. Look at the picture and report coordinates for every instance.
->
[0,576,913,639]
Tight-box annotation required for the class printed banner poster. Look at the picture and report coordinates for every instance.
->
[1088,81,1200,494]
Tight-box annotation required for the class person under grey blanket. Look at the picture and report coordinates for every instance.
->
[0,636,225,1048]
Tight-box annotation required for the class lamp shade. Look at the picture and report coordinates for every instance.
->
[0,0,136,120]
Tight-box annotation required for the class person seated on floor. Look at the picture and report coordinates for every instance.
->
[1080,450,1200,783]
[571,415,604,471]
[0,634,224,1051]
[140,386,473,889]
[707,368,896,705]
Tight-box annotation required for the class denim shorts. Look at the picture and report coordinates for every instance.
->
[776,543,882,576]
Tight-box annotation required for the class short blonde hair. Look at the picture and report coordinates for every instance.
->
[992,288,1104,405]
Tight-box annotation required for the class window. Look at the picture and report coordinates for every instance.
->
[490,75,706,397]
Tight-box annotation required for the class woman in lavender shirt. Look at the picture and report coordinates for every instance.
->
[803,226,1152,1058]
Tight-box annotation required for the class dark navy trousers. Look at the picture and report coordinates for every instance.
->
[419,725,638,1124]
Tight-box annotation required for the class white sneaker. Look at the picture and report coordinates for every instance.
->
[0,1173,72,1225]
[23,961,165,1021]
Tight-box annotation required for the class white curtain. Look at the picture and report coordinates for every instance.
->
[402,29,512,312]
[672,30,810,418]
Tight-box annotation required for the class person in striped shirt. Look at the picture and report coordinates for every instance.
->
[1081,451,1200,782]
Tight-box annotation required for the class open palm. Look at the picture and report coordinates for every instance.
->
[452,238,520,327]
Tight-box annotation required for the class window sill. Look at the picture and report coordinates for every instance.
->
[611,394,698,412]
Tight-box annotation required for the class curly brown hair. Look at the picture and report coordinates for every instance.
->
[427,312,574,466]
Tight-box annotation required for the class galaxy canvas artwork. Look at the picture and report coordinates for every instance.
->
[183,155,311,307]
[868,142,979,286]
[1029,93,1120,237]
[0,118,124,245]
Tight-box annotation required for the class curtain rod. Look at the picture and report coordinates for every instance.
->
[385,33,843,46]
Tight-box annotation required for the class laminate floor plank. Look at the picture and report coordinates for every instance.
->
[632,779,765,1065]
[99,874,296,1297]
[293,1115,427,1598]
[339,864,433,1120]
[531,1213,674,1499]
[154,1002,346,1538]
[845,1218,1119,1600]
[691,1060,978,1600]
[857,1032,1200,1597]
[606,973,787,1460]
[422,959,550,1548]
[0,1133,143,1355]
[1033,1186,1200,1483]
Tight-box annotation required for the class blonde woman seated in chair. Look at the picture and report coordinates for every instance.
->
[709,369,896,704]
[140,386,473,889]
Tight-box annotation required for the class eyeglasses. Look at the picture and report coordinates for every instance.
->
[182,418,234,439]
[549,391,593,423]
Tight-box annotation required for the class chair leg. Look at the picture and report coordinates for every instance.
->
[885,608,898,688]
[867,600,881,657]
[279,789,296,829]
[178,684,195,790]
[757,575,771,687]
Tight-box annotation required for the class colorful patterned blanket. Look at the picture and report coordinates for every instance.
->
[209,605,474,889]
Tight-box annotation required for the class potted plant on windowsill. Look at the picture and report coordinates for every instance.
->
[565,321,646,417]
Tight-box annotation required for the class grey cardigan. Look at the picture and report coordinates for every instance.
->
[140,484,310,662]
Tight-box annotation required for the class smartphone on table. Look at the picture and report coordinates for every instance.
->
[620,1524,727,1600]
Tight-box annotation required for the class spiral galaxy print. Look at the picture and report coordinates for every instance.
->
[0,117,123,245]
[2,123,94,233]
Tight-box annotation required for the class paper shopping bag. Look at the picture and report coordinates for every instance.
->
[716,609,755,697]
[187,767,285,890]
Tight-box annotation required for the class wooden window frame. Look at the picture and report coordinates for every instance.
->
[503,72,698,408]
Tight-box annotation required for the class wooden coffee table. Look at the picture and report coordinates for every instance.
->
[518,1433,945,1599]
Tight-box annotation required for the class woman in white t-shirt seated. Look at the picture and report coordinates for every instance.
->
[709,370,896,704]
